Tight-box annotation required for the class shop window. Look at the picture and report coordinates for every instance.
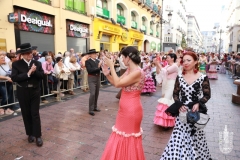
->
[36,0,51,5]
[65,0,86,14]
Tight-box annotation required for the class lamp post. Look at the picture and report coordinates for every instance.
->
[218,29,224,56]
[159,11,172,52]
[151,6,172,52]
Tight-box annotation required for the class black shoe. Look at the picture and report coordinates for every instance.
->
[89,112,95,116]
[28,135,34,143]
[36,137,43,147]
[93,109,101,112]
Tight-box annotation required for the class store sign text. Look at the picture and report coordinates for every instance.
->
[20,14,52,27]
[103,25,120,33]
[69,24,88,33]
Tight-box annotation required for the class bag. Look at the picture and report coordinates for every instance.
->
[187,111,200,124]
[179,110,210,129]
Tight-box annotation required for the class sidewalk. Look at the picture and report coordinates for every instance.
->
[0,73,239,160]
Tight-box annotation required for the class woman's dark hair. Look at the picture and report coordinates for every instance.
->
[167,53,177,62]
[41,51,48,57]
[56,57,63,63]
[121,46,141,64]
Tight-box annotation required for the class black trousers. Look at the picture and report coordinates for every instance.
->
[17,86,42,137]
[88,75,100,112]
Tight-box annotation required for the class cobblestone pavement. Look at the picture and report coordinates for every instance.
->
[0,74,239,160]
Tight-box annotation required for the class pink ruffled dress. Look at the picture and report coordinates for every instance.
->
[154,63,178,127]
[141,62,156,93]
[101,68,146,160]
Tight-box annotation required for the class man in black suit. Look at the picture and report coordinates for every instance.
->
[11,43,44,147]
[85,49,102,116]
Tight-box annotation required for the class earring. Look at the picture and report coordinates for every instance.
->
[194,68,198,74]
[182,69,186,75]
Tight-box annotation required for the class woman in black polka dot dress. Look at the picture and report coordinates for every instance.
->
[160,51,212,160]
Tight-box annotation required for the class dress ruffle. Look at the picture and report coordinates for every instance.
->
[142,77,156,93]
[101,126,145,160]
[154,98,175,127]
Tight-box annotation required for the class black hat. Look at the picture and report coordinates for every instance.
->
[16,43,33,54]
[86,49,99,54]
[32,46,38,50]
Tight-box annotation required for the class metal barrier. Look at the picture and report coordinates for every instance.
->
[0,71,108,109]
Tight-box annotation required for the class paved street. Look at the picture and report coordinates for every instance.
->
[0,73,240,160]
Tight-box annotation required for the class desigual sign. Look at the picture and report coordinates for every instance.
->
[67,20,89,38]
[69,24,88,33]
[10,7,55,34]
[20,14,52,27]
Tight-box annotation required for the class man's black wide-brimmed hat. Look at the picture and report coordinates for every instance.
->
[86,49,99,54]
[16,43,33,54]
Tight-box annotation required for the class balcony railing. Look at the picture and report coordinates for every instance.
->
[96,7,110,19]
[131,21,138,29]
[65,0,86,15]
[132,0,161,16]
[35,0,51,5]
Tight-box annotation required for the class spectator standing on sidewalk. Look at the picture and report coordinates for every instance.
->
[0,51,15,115]
[80,53,89,92]
[11,43,44,147]
[38,51,49,103]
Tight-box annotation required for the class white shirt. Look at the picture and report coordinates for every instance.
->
[118,55,127,70]
[23,59,31,66]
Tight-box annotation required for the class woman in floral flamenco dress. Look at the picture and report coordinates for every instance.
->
[101,46,146,160]
[198,53,208,75]
[141,57,156,94]
[207,52,219,79]
[153,53,178,128]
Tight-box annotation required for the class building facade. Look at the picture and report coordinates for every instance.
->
[201,31,217,53]
[0,0,162,53]
[91,0,162,52]
[0,0,92,53]
[186,14,203,53]
[161,0,188,52]
[223,0,240,53]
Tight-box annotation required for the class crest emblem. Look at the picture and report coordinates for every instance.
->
[219,125,233,154]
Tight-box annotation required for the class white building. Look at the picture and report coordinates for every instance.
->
[223,0,240,53]
[161,0,188,52]
[186,14,203,53]
[201,31,217,53]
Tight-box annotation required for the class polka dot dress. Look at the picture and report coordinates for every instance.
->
[160,74,212,160]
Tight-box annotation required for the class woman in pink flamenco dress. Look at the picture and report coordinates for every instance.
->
[207,52,220,79]
[142,57,156,94]
[101,46,146,160]
[153,53,178,128]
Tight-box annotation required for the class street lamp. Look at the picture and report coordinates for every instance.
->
[159,12,173,52]
[218,29,224,56]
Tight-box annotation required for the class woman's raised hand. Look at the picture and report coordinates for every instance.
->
[103,56,114,67]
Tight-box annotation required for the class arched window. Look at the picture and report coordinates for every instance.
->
[131,12,136,21]
[150,22,153,35]
[97,0,107,9]
[141,17,147,34]
[117,4,124,16]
